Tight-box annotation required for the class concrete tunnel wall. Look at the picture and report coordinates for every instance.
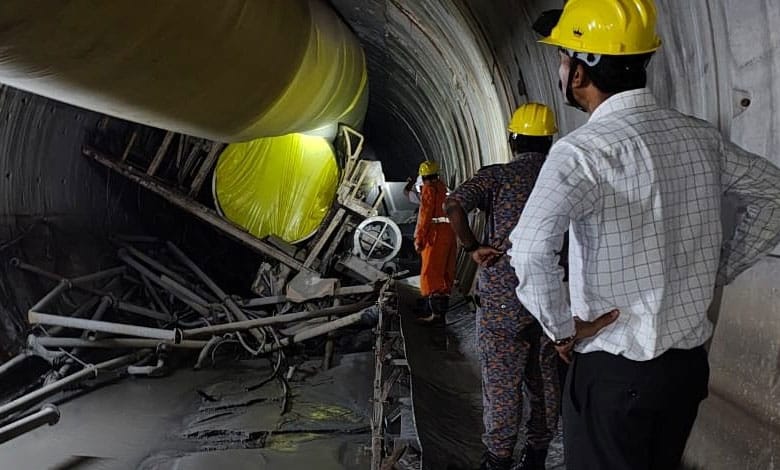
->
[331,0,780,467]
[0,0,777,467]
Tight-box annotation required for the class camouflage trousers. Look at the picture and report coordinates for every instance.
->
[477,302,561,458]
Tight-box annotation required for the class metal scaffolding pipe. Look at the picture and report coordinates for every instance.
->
[9,259,61,283]
[141,275,170,317]
[33,336,207,350]
[0,352,144,421]
[0,404,60,445]
[122,244,188,287]
[166,242,265,343]
[158,275,210,307]
[0,353,31,378]
[238,284,376,308]
[28,312,179,342]
[46,296,102,337]
[115,301,170,322]
[122,244,218,304]
[260,308,376,353]
[183,301,373,338]
[30,280,69,313]
[118,251,209,316]
[70,266,126,286]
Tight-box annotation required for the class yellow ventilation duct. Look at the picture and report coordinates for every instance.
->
[0,0,368,141]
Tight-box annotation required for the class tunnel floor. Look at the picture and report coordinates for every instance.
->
[398,282,565,470]
[0,354,374,470]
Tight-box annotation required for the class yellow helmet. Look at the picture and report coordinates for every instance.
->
[507,103,558,137]
[418,160,439,177]
[539,0,662,56]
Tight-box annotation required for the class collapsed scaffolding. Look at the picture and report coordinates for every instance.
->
[0,124,421,469]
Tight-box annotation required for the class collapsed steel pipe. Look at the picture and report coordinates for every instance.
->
[9,258,61,283]
[115,301,170,322]
[0,353,31,379]
[140,275,170,317]
[238,284,376,308]
[122,244,189,288]
[0,351,145,421]
[11,260,123,299]
[259,306,379,353]
[0,404,60,445]
[30,280,69,313]
[33,336,207,350]
[70,266,126,287]
[28,312,180,342]
[166,242,265,343]
[24,265,127,328]
[158,275,210,307]
[122,244,218,304]
[182,301,374,338]
[127,357,165,376]
[118,250,209,316]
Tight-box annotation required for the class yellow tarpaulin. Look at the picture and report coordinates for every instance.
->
[214,134,339,243]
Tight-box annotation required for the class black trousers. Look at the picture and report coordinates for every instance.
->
[563,346,709,470]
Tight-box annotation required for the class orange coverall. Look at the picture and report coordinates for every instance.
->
[414,179,457,297]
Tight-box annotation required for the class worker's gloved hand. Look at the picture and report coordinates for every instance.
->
[471,246,503,267]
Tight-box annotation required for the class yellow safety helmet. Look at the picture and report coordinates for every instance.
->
[539,0,662,56]
[507,103,558,137]
[418,160,439,177]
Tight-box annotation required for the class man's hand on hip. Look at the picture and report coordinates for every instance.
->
[555,309,620,363]
[471,246,503,267]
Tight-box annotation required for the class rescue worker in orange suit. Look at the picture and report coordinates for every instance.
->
[414,160,457,324]
[447,104,560,470]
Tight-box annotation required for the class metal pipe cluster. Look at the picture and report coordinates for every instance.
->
[0,236,382,444]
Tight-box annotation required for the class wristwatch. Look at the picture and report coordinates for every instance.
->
[553,334,576,347]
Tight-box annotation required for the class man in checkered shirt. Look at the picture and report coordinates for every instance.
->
[508,1,780,469]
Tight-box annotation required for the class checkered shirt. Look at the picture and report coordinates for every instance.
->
[508,88,780,360]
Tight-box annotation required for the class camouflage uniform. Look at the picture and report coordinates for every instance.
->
[449,154,560,458]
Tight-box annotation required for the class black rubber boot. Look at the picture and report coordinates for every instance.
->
[429,294,449,326]
[480,451,512,470]
[416,295,448,325]
[515,445,548,470]
[414,296,437,324]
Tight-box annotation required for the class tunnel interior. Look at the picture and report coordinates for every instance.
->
[0,1,778,468]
